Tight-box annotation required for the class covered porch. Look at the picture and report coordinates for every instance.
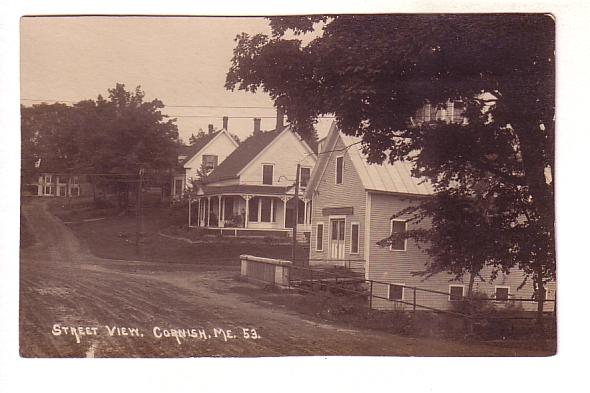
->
[188,185,312,235]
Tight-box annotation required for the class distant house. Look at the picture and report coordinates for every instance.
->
[36,173,90,197]
[305,122,555,311]
[172,119,239,199]
[189,115,317,237]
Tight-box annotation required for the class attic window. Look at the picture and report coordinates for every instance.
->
[262,164,274,185]
[300,167,311,187]
[335,156,343,184]
[202,155,218,171]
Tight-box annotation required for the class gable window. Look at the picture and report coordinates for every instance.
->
[300,167,311,187]
[335,156,343,184]
[495,286,510,301]
[449,285,464,302]
[390,220,407,251]
[262,164,274,185]
[202,155,218,171]
[350,223,360,254]
[316,223,324,251]
[388,284,404,301]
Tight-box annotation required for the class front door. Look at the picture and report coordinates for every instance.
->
[330,218,345,260]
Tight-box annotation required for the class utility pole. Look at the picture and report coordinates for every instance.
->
[291,163,300,263]
[135,168,144,256]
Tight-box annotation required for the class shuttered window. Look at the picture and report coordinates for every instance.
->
[390,220,407,251]
[335,156,343,184]
[351,223,359,254]
[262,164,274,185]
[316,223,324,251]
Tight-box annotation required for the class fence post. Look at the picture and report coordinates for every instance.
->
[369,281,373,309]
[413,287,417,313]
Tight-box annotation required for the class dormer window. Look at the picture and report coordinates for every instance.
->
[202,155,218,171]
[262,164,274,185]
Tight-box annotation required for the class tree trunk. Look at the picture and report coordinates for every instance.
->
[466,271,476,337]
[535,266,546,339]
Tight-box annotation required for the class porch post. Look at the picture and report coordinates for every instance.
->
[304,199,308,225]
[282,196,288,229]
[244,195,250,228]
[207,196,211,227]
[188,198,192,227]
[218,195,223,227]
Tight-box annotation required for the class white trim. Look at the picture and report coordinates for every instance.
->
[494,285,510,301]
[449,285,465,301]
[315,222,324,252]
[387,283,405,301]
[350,222,360,255]
[364,191,371,280]
[389,219,408,252]
[335,155,344,185]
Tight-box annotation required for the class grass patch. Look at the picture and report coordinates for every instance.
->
[56,203,308,266]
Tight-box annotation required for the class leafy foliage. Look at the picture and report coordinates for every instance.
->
[226,15,555,315]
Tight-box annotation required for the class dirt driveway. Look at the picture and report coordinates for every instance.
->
[19,198,548,357]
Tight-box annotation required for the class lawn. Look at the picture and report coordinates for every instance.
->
[52,200,308,266]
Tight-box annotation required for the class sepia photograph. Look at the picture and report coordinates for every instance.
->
[17,13,558,359]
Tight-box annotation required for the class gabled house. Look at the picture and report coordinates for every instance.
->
[305,122,555,311]
[189,116,317,237]
[172,119,239,199]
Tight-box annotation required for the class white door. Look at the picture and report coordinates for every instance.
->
[330,218,345,260]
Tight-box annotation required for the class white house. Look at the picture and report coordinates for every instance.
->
[189,116,317,238]
[172,119,239,199]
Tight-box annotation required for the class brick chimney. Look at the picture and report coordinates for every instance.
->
[208,124,214,135]
[275,107,284,130]
[222,116,228,131]
[253,118,261,134]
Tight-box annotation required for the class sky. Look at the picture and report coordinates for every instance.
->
[20,16,332,142]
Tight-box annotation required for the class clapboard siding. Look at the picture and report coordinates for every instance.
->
[368,192,555,312]
[309,137,366,269]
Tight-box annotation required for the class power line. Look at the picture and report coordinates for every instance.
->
[20,98,276,110]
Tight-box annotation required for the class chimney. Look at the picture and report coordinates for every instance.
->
[208,124,214,135]
[275,107,284,130]
[222,116,228,131]
[253,118,261,134]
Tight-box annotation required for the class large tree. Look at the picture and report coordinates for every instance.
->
[226,15,555,329]
[21,84,180,205]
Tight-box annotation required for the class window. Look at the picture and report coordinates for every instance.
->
[300,167,311,187]
[390,220,407,251]
[351,223,360,254]
[316,223,324,251]
[202,155,218,171]
[335,156,343,184]
[72,176,79,185]
[248,197,259,222]
[495,286,509,301]
[262,164,274,185]
[449,285,464,301]
[388,284,404,301]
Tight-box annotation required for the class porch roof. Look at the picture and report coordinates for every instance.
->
[200,184,289,196]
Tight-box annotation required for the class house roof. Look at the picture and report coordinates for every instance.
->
[306,122,433,197]
[178,130,223,166]
[200,184,289,196]
[204,127,286,183]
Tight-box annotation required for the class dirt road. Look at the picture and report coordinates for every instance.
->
[20,198,547,357]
